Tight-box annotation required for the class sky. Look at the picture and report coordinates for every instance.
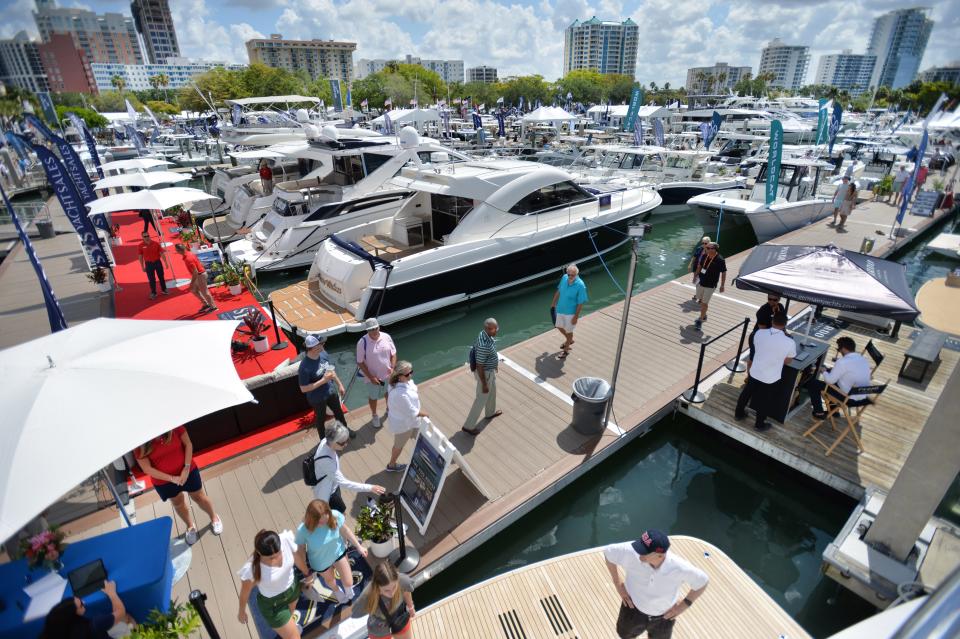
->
[2,0,958,88]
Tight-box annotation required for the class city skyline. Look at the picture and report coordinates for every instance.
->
[1,0,957,88]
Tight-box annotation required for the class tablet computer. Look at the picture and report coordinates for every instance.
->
[68,559,107,598]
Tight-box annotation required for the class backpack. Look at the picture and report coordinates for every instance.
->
[302,452,333,487]
[468,345,477,372]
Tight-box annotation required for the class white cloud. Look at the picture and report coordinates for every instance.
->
[169,0,263,63]
[0,0,39,39]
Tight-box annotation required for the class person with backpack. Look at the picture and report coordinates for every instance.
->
[356,318,396,429]
[462,318,502,435]
[299,334,353,439]
[306,422,385,514]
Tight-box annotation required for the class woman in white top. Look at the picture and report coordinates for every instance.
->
[237,529,312,638]
[385,361,427,473]
[313,421,386,514]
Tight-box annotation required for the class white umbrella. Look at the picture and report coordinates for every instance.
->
[0,318,255,542]
[99,158,173,172]
[86,187,218,217]
[93,171,191,191]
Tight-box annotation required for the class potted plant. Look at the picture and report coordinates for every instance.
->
[243,308,270,353]
[212,259,244,295]
[110,223,122,246]
[20,526,67,572]
[873,174,893,202]
[178,228,200,251]
[129,600,200,639]
[86,266,111,292]
[355,500,396,558]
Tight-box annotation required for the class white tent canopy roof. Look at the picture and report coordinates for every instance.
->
[87,187,218,216]
[522,106,576,122]
[226,95,322,106]
[0,319,254,542]
[371,108,441,125]
[99,158,172,172]
[586,105,671,119]
[93,171,191,190]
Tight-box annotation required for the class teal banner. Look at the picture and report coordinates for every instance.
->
[766,120,783,206]
[815,98,830,145]
[623,87,644,132]
[329,79,343,112]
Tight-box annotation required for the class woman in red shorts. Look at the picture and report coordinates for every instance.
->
[135,427,222,545]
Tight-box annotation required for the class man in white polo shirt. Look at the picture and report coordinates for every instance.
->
[604,529,709,639]
[734,311,796,432]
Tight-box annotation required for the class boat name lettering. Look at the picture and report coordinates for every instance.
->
[320,276,342,295]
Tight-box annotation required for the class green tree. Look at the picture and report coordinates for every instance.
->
[111,74,126,95]
[498,75,551,107]
[93,91,142,112]
[145,100,179,117]
[555,70,605,105]
[56,105,108,129]
[352,73,388,110]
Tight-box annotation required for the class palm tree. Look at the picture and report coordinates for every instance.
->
[695,71,707,95]
[156,73,170,103]
[717,72,728,94]
[111,74,126,96]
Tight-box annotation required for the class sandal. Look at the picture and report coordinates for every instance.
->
[558,350,569,359]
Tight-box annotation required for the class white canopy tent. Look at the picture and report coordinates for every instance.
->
[371,108,440,131]
[92,171,191,191]
[99,158,172,173]
[225,95,323,107]
[0,319,255,542]
[86,187,218,217]
[521,106,576,138]
[587,104,672,126]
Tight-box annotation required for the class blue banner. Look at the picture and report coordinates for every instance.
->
[36,91,59,126]
[125,124,146,155]
[330,79,343,112]
[828,103,843,155]
[624,87,644,132]
[345,85,352,111]
[633,119,643,146]
[231,104,242,126]
[653,118,665,147]
[5,130,30,161]
[1,184,68,332]
[496,111,505,137]
[82,126,104,179]
[766,120,783,206]
[27,140,109,268]
[704,111,722,150]
[816,99,830,146]
[897,129,928,224]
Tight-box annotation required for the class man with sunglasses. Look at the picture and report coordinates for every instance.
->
[687,236,711,300]
[692,243,726,331]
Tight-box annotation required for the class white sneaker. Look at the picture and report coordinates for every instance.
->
[371,414,382,429]
[211,517,223,535]
[185,528,199,545]
[335,588,352,604]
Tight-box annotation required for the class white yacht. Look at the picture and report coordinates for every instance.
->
[267,160,661,338]
[687,158,834,243]
[227,129,472,273]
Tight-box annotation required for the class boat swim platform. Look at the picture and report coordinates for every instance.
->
[269,279,360,335]
[915,277,960,336]
[44,182,956,637]
[414,538,810,639]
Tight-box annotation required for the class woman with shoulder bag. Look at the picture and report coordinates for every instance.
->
[294,499,367,604]
[351,563,415,639]
[237,529,312,638]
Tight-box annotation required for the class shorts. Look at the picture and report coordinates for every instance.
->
[695,284,716,304]
[393,428,418,448]
[313,548,348,573]
[892,181,905,193]
[154,467,202,501]
[369,619,412,639]
[555,313,577,332]
[256,581,300,628]
[363,380,387,401]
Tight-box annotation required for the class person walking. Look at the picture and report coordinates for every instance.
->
[385,361,426,472]
[351,563,416,639]
[259,159,274,194]
[174,244,217,313]
[692,242,726,331]
[139,210,161,237]
[829,176,850,226]
[462,318,502,435]
[237,529,311,639]
[299,335,354,439]
[687,236,711,300]
[913,164,929,201]
[294,499,367,605]
[836,181,857,230]
[734,312,796,432]
[356,318,396,429]
[892,165,909,207]
[138,232,168,300]
[312,422,385,514]
[551,264,588,358]
[804,336,872,419]
[604,529,709,639]
[41,580,135,639]
[135,427,223,545]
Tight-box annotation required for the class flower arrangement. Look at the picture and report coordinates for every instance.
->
[20,527,66,570]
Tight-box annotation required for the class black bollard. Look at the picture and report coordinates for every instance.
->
[189,590,222,639]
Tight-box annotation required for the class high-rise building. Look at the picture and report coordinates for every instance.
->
[0,31,49,93]
[814,51,877,96]
[130,0,180,64]
[918,62,960,85]
[758,38,810,91]
[563,17,638,78]
[354,55,464,84]
[246,34,355,82]
[38,32,97,93]
[684,62,751,93]
[90,57,245,93]
[33,0,143,65]
[867,7,933,89]
[467,66,498,84]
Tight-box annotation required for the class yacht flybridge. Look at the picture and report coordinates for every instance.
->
[227,128,471,273]
[268,160,660,338]
[687,157,834,243]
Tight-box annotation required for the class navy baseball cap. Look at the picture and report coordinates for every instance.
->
[632,529,670,555]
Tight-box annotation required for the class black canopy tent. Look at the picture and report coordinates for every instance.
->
[735,244,920,344]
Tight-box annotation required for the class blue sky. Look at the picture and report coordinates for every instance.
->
[2,0,957,87]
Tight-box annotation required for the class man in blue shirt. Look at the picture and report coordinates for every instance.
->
[299,335,354,438]
[551,264,588,358]
[462,318,502,435]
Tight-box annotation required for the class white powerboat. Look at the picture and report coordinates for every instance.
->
[268,160,661,338]
[687,157,834,243]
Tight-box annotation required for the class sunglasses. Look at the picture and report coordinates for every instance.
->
[767,297,779,302]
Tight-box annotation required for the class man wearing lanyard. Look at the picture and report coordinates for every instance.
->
[693,242,726,331]
[735,312,795,432]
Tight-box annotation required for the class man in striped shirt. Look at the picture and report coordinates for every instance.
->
[462,318,503,434]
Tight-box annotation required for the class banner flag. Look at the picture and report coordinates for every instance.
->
[37,91,58,125]
[80,125,104,180]
[815,99,832,145]
[125,99,138,122]
[1,184,68,332]
[496,111,505,137]
[329,79,343,112]
[633,119,643,147]
[124,124,146,156]
[653,118,665,147]
[897,93,947,225]
[383,113,393,135]
[704,111,722,149]
[828,103,843,155]
[345,85,352,110]
[231,104,242,125]
[765,120,783,206]
[624,87,643,132]
[143,104,160,127]
[5,130,30,161]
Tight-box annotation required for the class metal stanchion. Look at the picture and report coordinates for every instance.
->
[388,493,420,573]
[189,590,222,639]
[267,300,290,351]
[725,318,751,372]
[682,343,708,404]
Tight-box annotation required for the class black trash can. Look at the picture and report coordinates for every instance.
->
[571,377,611,435]
[35,220,55,239]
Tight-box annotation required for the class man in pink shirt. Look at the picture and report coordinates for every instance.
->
[356,318,397,428]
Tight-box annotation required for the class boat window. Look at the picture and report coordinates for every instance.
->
[508,181,596,215]
[641,154,664,171]
[431,194,473,242]
[600,152,626,169]
[665,156,693,169]
[332,155,365,185]
[272,198,306,218]
[362,152,393,175]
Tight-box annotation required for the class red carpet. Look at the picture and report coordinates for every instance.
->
[109,211,298,379]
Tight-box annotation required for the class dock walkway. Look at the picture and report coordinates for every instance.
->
[53,191,956,637]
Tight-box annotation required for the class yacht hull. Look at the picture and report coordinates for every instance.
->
[689,197,831,243]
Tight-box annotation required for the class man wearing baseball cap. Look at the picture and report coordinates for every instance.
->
[298,334,355,439]
[604,529,709,638]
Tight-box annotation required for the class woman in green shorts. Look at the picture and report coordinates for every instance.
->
[238,529,313,638]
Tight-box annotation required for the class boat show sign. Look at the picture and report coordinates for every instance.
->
[765,120,783,207]
[330,79,343,112]
[623,87,644,133]
[399,419,489,535]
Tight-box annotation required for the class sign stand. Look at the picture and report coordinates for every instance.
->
[388,492,420,573]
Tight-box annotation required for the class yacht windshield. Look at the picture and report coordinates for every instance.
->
[508,181,596,215]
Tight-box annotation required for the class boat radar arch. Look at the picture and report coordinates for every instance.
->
[398,126,419,149]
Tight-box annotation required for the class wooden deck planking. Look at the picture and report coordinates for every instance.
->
[415,538,810,639]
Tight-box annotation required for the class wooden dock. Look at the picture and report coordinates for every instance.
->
[414,537,810,639]
[30,185,957,636]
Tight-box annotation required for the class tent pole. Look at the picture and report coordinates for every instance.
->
[801,306,817,348]
[101,469,132,527]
